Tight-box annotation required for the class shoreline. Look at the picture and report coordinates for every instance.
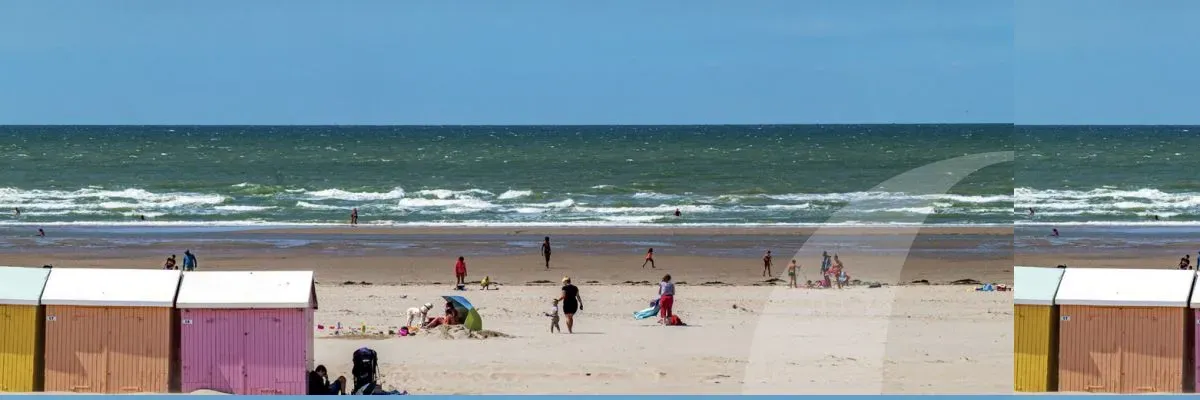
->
[1,223,1015,236]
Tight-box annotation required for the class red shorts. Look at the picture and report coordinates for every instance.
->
[659,295,674,318]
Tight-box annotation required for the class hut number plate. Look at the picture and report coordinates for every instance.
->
[182,319,193,325]
[1061,316,1071,321]
[46,316,57,322]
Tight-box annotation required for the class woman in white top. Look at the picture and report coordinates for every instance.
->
[658,274,676,325]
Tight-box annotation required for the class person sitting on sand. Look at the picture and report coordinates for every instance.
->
[163,255,177,270]
[641,248,656,269]
[786,259,798,288]
[1181,255,1192,270]
[308,365,347,395]
[423,301,461,329]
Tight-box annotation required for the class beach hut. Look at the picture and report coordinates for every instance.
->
[1013,266,1065,392]
[40,268,182,394]
[442,295,482,332]
[175,271,317,395]
[0,266,51,392]
[1054,268,1196,393]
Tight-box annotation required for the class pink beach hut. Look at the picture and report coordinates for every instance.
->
[175,271,318,395]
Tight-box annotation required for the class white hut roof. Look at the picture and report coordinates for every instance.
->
[176,270,317,309]
[41,268,182,307]
[1055,268,1195,308]
[1014,266,1065,306]
[0,266,52,306]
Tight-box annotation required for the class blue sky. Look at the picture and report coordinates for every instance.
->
[1016,0,1200,125]
[0,1,1012,125]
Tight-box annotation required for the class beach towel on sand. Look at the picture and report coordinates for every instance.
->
[633,300,662,319]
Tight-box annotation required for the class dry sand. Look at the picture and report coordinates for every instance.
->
[314,284,1012,394]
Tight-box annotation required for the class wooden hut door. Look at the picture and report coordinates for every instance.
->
[1119,308,1185,393]
[1058,306,1121,392]
[243,310,302,395]
[44,306,107,393]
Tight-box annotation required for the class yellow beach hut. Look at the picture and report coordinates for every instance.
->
[0,266,52,392]
[1014,266,1065,392]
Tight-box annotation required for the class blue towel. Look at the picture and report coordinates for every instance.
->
[634,305,660,320]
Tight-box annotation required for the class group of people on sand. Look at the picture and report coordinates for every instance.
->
[162,250,198,271]
[767,250,850,289]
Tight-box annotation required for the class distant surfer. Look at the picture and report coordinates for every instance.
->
[13,207,20,217]
[1051,228,1059,237]
[139,214,146,221]
[1028,208,1035,217]
[674,208,681,217]
[1153,215,1160,221]
[36,228,45,237]
[350,208,359,226]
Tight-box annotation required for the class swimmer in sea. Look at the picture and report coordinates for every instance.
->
[37,228,45,237]
[1052,228,1059,237]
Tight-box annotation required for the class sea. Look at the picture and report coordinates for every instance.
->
[1,125,1016,227]
[1016,125,1200,226]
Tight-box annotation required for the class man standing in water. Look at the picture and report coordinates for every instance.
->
[350,208,359,225]
[541,236,552,269]
[762,250,773,277]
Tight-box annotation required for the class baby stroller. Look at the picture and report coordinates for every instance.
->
[351,347,379,395]
[350,347,408,395]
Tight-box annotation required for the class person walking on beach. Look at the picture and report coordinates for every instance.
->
[182,250,198,271]
[541,237,552,269]
[658,274,676,326]
[350,208,359,226]
[641,248,656,269]
[762,250,773,277]
[557,277,583,334]
[786,259,798,288]
[454,256,467,286]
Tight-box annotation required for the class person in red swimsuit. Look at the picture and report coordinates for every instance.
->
[454,256,467,286]
[641,248,655,269]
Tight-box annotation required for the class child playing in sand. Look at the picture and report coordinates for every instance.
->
[642,248,656,269]
[546,300,561,333]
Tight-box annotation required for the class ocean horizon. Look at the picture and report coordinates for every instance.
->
[0,124,1014,227]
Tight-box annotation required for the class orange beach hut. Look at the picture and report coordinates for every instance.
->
[40,268,183,394]
[1054,268,1196,393]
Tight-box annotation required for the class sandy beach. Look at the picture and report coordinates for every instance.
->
[0,225,1014,394]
